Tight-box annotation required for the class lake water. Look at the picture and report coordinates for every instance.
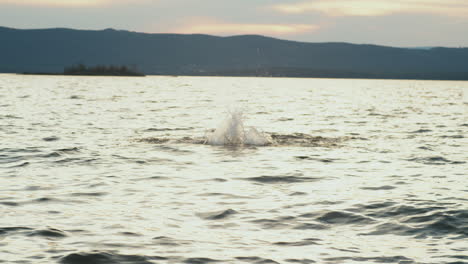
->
[0,74,467,264]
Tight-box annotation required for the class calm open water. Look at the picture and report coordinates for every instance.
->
[0,74,467,264]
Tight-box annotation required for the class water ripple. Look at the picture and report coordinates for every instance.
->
[407,156,466,165]
[60,252,156,264]
[243,175,320,184]
[323,255,414,264]
[197,209,238,220]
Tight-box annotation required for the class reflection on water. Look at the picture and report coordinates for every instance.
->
[0,75,467,264]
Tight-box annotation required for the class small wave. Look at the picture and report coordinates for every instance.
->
[69,192,108,197]
[293,223,329,230]
[54,157,100,165]
[30,197,66,204]
[410,129,432,133]
[0,154,23,164]
[136,176,169,181]
[270,133,344,147]
[360,185,396,191]
[119,231,141,237]
[290,191,308,196]
[323,255,413,264]
[438,255,468,261]
[152,236,193,248]
[60,252,155,264]
[356,203,442,218]
[40,152,62,158]
[136,137,171,144]
[251,217,296,230]
[273,238,321,247]
[0,114,22,119]
[56,147,80,152]
[197,192,253,199]
[440,135,464,139]
[144,127,193,132]
[352,202,468,238]
[250,201,467,239]
[197,209,238,220]
[8,161,30,168]
[54,158,82,163]
[154,145,194,154]
[316,211,374,225]
[295,156,338,163]
[244,175,320,184]
[418,146,433,151]
[363,221,465,239]
[42,136,60,142]
[0,227,32,236]
[284,258,316,264]
[36,148,81,159]
[364,222,418,236]
[153,236,182,247]
[0,201,19,206]
[112,154,173,164]
[0,147,41,153]
[0,227,66,239]
[407,156,466,165]
[184,257,221,264]
[27,228,67,238]
[235,256,280,264]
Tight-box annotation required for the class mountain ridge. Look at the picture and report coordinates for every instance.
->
[1,26,467,80]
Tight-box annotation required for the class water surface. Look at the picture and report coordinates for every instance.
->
[0,75,467,264]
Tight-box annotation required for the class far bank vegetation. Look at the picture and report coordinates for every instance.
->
[63,64,145,76]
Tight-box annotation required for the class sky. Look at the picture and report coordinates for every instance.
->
[1,0,468,47]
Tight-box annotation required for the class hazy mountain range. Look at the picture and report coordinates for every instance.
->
[1,26,467,80]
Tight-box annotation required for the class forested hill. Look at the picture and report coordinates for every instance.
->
[1,26,467,80]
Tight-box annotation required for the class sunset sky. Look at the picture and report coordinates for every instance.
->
[1,0,467,47]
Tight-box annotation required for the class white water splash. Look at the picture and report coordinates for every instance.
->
[206,111,272,146]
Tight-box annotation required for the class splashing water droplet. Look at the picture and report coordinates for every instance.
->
[206,111,272,146]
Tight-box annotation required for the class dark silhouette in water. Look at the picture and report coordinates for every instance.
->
[1,26,468,80]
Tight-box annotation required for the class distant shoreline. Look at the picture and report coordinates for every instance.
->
[20,72,146,77]
[20,64,145,77]
[2,27,468,81]
[12,72,468,81]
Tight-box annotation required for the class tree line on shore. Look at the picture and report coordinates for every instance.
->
[63,64,144,76]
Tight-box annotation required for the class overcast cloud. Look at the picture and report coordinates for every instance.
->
[1,0,467,47]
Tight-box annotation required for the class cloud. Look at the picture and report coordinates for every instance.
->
[271,0,468,17]
[0,0,147,7]
[174,21,319,36]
